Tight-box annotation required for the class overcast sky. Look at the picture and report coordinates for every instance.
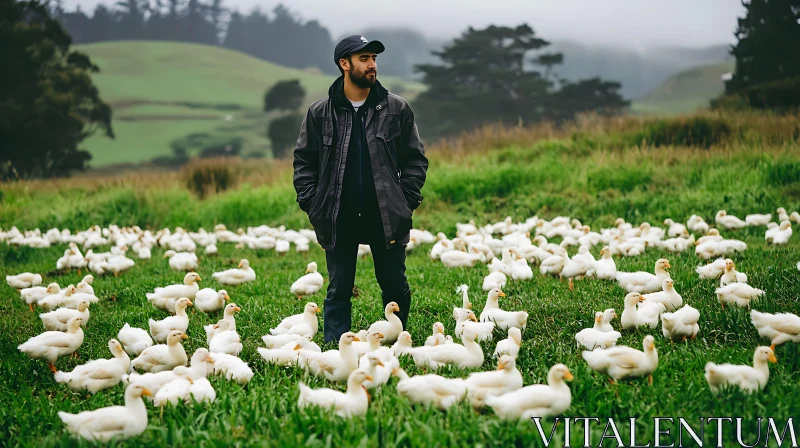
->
[63,0,745,52]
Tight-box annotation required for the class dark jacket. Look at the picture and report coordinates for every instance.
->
[292,76,428,251]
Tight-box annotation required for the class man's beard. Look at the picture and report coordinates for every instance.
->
[348,67,376,88]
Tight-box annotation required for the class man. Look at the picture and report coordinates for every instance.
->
[292,35,429,343]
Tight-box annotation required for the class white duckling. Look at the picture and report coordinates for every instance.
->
[621,292,665,330]
[7,272,43,290]
[205,244,218,255]
[479,288,528,331]
[745,213,772,226]
[131,330,188,373]
[359,352,391,390]
[118,323,154,356]
[583,334,659,385]
[715,283,764,309]
[750,310,800,349]
[390,331,414,358]
[146,272,201,314]
[208,352,254,385]
[261,333,314,349]
[659,230,695,253]
[453,284,473,319]
[616,258,671,294]
[290,261,324,299]
[777,207,790,222]
[55,339,130,393]
[440,246,485,268]
[696,257,727,279]
[464,355,523,407]
[660,305,700,342]
[366,301,403,344]
[560,246,595,289]
[598,308,618,332]
[77,274,95,295]
[21,282,59,312]
[194,288,230,313]
[148,297,193,343]
[269,302,321,337]
[424,323,450,347]
[705,346,776,394]
[409,329,484,371]
[212,258,256,285]
[686,215,709,235]
[40,299,90,331]
[97,254,135,277]
[455,309,495,342]
[391,367,467,410]
[509,256,533,281]
[154,349,216,406]
[539,253,567,277]
[641,278,683,311]
[204,302,241,343]
[352,330,386,357]
[664,218,687,237]
[493,327,522,358]
[57,383,152,443]
[163,249,199,271]
[18,316,84,373]
[720,259,748,286]
[766,221,792,245]
[122,367,188,397]
[208,320,243,356]
[482,270,507,291]
[575,312,623,350]
[483,364,573,421]
[297,369,372,418]
[297,332,361,382]
[715,210,747,229]
[590,246,617,280]
[258,340,307,366]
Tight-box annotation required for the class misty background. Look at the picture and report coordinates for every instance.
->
[58,0,743,100]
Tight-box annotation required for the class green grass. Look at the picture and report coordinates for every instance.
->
[632,60,736,115]
[75,41,423,166]
[2,116,800,446]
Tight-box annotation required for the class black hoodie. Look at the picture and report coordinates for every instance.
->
[327,75,387,227]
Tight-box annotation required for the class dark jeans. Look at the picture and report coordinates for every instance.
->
[322,213,412,343]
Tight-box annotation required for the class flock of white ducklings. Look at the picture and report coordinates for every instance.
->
[4,207,800,443]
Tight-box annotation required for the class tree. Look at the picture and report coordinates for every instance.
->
[413,24,628,138]
[0,0,114,180]
[267,114,303,159]
[263,79,306,113]
[726,0,800,93]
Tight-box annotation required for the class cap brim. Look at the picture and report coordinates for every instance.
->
[355,40,385,55]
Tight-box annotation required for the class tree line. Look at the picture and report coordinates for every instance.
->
[51,0,338,75]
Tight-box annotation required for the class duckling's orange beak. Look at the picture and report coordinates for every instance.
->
[141,387,153,397]
[564,371,574,381]
[768,353,778,363]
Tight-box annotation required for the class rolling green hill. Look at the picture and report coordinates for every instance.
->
[75,41,423,167]
[632,60,735,115]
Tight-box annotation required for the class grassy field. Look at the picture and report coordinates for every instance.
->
[2,111,800,446]
[632,60,735,115]
[75,41,423,167]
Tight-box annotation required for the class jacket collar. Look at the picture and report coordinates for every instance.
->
[328,75,388,111]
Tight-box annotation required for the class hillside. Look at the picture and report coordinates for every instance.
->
[632,60,735,115]
[75,41,423,167]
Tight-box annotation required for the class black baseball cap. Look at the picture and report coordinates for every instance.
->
[334,35,385,67]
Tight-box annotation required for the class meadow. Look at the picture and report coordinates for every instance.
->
[2,111,800,447]
[74,41,423,167]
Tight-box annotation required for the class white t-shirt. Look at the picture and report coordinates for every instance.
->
[351,99,366,113]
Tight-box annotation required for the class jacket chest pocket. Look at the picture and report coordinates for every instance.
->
[318,119,334,182]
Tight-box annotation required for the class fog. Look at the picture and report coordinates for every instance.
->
[63,0,745,52]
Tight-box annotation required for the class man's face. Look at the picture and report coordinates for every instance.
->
[342,51,377,88]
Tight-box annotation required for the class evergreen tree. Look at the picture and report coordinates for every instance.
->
[0,0,114,179]
[413,24,628,138]
[726,0,800,92]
